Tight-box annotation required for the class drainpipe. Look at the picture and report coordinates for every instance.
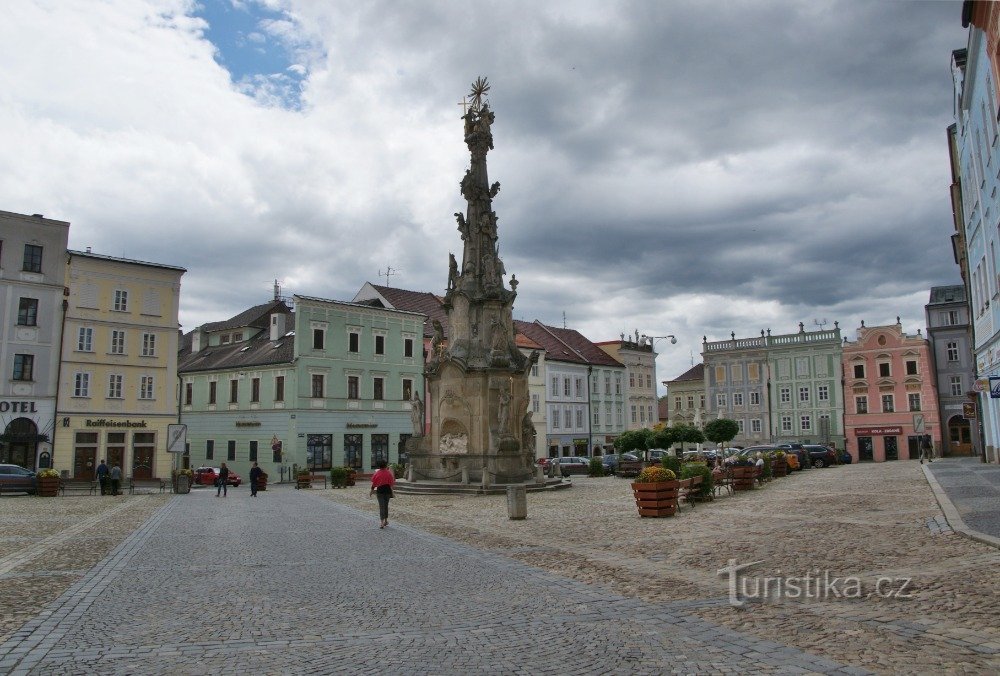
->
[587,365,593,457]
[50,255,70,472]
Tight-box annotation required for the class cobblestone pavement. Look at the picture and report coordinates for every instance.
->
[1,486,870,675]
[925,457,1000,539]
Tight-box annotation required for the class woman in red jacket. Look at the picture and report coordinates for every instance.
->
[370,460,396,528]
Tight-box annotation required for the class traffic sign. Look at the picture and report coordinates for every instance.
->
[167,424,187,453]
[912,414,925,434]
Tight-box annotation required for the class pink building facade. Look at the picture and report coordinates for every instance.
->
[843,323,941,462]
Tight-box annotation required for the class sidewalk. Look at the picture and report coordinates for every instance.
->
[924,456,1000,547]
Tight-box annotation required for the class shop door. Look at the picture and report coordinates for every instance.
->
[884,436,898,461]
[2,418,38,468]
[74,447,96,479]
[948,416,972,456]
[132,433,156,480]
[344,434,362,470]
[907,436,921,460]
[858,436,874,462]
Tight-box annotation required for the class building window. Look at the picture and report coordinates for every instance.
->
[73,371,90,396]
[800,415,812,431]
[905,360,918,376]
[733,392,744,406]
[110,330,125,355]
[615,374,622,395]
[184,381,192,405]
[77,327,93,352]
[646,374,652,388]
[17,298,38,326]
[251,377,260,403]
[113,289,128,312]
[908,393,921,411]
[639,407,646,424]
[313,329,325,350]
[550,377,559,398]
[630,405,637,423]
[374,334,385,355]
[226,379,238,403]
[308,434,333,471]
[881,394,894,413]
[736,419,745,432]
[373,377,384,400]
[227,440,236,461]
[249,441,258,462]
[748,363,759,380]
[683,395,691,409]
[311,374,324,398]
[402,378,413,401]
[275,376,284,402]
[343,434,362,469]
[648,405,653,422]
[675,397,682,411]
[781,415,792,432]
[140,376,154,400]
[349,331,360,353]
[715,366,726,383]
[141,333,156,357]
[404,338,414,358]
[799,387,810,402]
[617,406,624,426]
[780,387,790,403]
[700,395,705,408]
[552,408,560,429]
[947,309,960,325]
[853,363,865,379]
[220,334,231,345]
[576,377,584,398]
[109,374,124,399]
[878,362,891,378]
[22,244,43,272]
[950,376,963,396]
[208,381,217,405]
[604,374,610,395]
[532,394,539,413]
[531,363,539,377]
[348,375,359,399]
[818,385,829,401]
[564,377,571,397]
[716,393,727,408]
[594,409,600,426]
[731,365,742,381]
[751,419,762,433]
[855,395,868,414]
[750,391,760,406]
[576,409,584,428]
[371,434,389,469]
[629,372,635,388]
[947,342,960,362]
[206,440,214,460]
[13,354,34,381]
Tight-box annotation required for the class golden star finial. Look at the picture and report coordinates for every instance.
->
[469,76,490,112]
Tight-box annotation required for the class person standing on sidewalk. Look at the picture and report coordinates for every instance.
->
[96,459,109,495]
[919,434,934,464]
[109,464,122,496]
[217,462,230,497]
[369,460,396,528]
[249,462,262,497]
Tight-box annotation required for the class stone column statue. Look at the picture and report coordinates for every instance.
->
[410,392,425,436]
[497,390,511,434]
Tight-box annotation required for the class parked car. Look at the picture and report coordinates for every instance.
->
[193,466,242,487]
[802,445,838,468]
[648,449,672,462]
[601,453,638,474]
[776,444,809,470]
[0,464,36,494]
[552,456,590,477]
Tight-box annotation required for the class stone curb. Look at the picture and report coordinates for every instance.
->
[921,463,1000,549]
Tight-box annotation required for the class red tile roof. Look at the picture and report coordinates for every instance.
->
[368,284,449,338]
[666,363,704,383]
[514,320,623,367]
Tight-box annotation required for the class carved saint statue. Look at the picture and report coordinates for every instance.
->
[481,253,499,288]
[521,411,536,452]
[460,170,475,201]
[497,389,511,434]
[454,212,468,241]
[410,392,425,436]
[447,253,458,289]
[431,319,445,358]
[489,181,500,198]
[491,316,507,354]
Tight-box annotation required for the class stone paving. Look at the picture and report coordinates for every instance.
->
[0,461,997,674]
[925,457,1000,538]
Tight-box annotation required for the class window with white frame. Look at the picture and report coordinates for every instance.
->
[881,394,894,413]
[576,409,583,428]
[575,377,583,398]
[78,327,93,352]
[648,405,653,422]
[604,373,611,395]
[605,403,612,425]
[736,419,745,432]
[750,391,760,405]
[751,419,762,433]
[531,363,539,377]
[675,397,682,410]
[733,392,744,406]
[799,386,810,402]
[950,375,963,396]
[856,395,868,413]
[780,387,790,403]
[615,373,622,395]
[532,394,540,413]
[947,342,959,362]
[687,395,694,409]
[629,372,635,388]
[551,408,560,429]
[630,405,637,423]
[140,376,154,400]
[551,376,559,397]
[594,409,600,425]
[564,377,571,397]
[564,407,572,428]
[800,415,811,431]
[113,289,128,312]
[905,360,918,376]
[639,407,646,424]
[908,393,921,411]
[616,406,623,425]
[348,330,360,353]
[107,374,123,399]
[716,393,727,408]
[142,333,156,357]
[74,372,90,397]
[781,415,792,432]
[111,330,125,355]
[818,385,829,401]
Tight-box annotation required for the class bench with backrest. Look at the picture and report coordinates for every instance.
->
[59,479,97,496]
[129,477,166,494]
[616,460,647,478]
[296,474,327,489]
[681,474,705,506]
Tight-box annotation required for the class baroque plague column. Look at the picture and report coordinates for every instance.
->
[407,78,536,484]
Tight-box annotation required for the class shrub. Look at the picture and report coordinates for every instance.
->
[391,463,406,479]
[330,466,349,488]
[636,466,676,483]
[761,455,772,479]
[680,462,714,498]
[588,457,605,477]
[661,455,681,476]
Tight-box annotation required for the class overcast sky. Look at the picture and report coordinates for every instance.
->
[0,0,969,390]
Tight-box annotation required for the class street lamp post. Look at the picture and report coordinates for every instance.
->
[640,334,677,459]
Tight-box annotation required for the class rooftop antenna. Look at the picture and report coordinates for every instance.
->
[273,279,281,301]
[562,311,567,329]
[814,318,828,331]
[690,349,694,366]
[379,265,400,287]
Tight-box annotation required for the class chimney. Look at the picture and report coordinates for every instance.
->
[191,328,204,353]
[270,313,286,341]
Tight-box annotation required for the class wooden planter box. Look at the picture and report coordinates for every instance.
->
[631,480,680,517]
[731,466,757,491]
[37,477,60,497]
[772,459,787,477]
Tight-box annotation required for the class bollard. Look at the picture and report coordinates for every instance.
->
[176,475,191,494]
[462,468,470,485]
[535,465,546,484]
[506,484,527,520]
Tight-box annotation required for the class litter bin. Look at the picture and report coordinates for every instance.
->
[506,484,527,520]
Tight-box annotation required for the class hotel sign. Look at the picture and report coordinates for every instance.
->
[853,426,902,436]
[0,401,38,413]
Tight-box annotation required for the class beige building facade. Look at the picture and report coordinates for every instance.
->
[596,334,658,430]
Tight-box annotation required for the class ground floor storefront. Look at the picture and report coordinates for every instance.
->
[51,414,175,480]
[845,424,942,463]
[181,409,412,479]
[974,337,1000,463]
[545,434,617,457]
[0,398,55,470]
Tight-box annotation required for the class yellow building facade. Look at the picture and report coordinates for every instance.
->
[52,250,185,480]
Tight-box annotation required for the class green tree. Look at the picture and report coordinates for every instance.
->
[673,423,705,449]
[614,428,654,458]
[704,418,739,448]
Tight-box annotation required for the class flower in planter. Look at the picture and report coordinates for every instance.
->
[36,469,60,479]
[636,466,676,483]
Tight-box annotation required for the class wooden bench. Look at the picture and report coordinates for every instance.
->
[616,461,647,478]
[59,479,97,496]
[295,474,327,489]
[681,475,705,506]
[129,477,166,494]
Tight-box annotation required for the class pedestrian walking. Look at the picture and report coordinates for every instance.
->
[216,462,230,497]
[109,464,122,496]
[96,459,109,495]
[249,462,262,497]
[919,434,934,464]
[369,460,396,528]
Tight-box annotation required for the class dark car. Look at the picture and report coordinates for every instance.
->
[553,456,590,477]
[776,444,809,470]
[193,467,242,487]
[0,464,36,494]
[601,453,638,474]
[801,445,838,468]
